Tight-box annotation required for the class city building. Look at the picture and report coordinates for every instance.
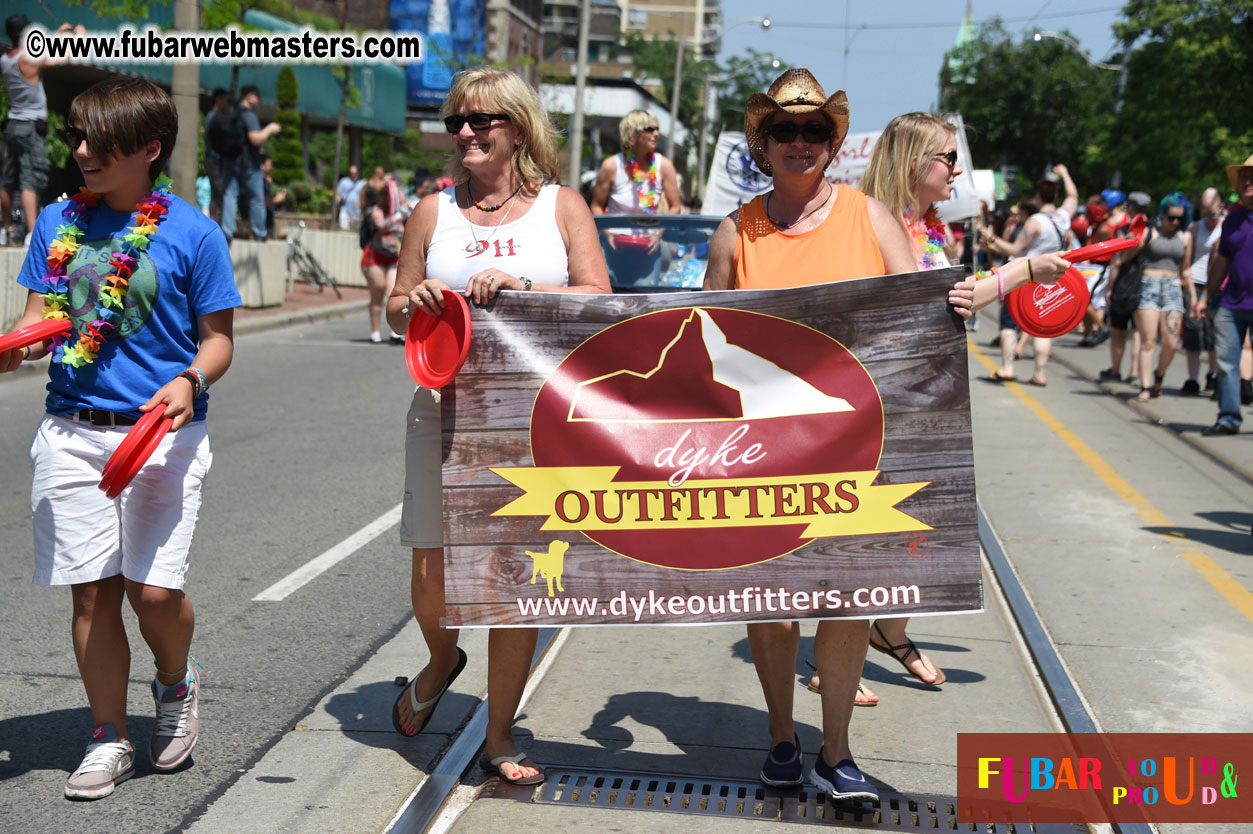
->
[620,0,723,59]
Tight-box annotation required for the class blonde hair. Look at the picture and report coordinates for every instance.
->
[619,110,658,152]
[441,68,562,187]
[860,112,956,220]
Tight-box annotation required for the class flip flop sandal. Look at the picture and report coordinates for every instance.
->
[479,752,546,786]
[870,622,945,686]
[802,662,877,706]
[983,372,1015,383]
[391,647,467,737]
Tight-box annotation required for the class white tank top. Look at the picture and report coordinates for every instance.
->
[425,184,570,290]
[1024,208,1069,257]
[1188,219,1222,285]
[605,152,656,214]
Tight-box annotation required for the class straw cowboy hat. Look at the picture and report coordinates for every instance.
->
[1227,153,1253,189]
[744,69,849,176]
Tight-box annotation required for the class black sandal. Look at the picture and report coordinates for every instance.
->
[869,622,945,686]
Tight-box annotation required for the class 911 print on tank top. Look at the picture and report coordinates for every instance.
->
[464,236,525,260]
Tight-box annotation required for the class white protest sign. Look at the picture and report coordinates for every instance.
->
[934,113,982,223]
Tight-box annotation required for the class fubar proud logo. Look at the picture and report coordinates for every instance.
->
[491,308,932,570]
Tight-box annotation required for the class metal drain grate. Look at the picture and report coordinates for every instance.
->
[507,768,1086,832]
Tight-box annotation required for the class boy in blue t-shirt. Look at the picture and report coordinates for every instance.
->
[0,77,240,800]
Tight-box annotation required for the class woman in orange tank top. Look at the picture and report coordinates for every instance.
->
[703,68,974,804]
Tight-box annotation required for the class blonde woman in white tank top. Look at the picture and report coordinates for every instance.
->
[384,69,608,787]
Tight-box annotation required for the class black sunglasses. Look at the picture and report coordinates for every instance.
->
[934,150,959,171]
[765,122,834,144]
[640,126,659,134]
[63,125,89,149]
[443,113,511,133]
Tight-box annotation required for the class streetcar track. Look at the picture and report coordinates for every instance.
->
[389,502,1157,834]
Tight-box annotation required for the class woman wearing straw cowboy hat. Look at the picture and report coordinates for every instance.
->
[705,68,973,803]
[1197,152,1253,436]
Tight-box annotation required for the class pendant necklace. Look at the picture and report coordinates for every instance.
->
[766,182,832,230]
[464,183,521,255]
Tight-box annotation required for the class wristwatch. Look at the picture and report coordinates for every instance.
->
[521,277,532,291]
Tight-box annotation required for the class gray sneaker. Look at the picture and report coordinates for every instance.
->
[150,664,200,771]
[64,724,135,800]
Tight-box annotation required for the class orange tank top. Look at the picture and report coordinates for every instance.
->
[733,185,886,290]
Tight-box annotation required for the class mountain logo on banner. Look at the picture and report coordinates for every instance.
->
[568,309,854,422]
[490,308,931,571]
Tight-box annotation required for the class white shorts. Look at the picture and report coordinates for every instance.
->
[1079,263,1108,311]
[30,414,212,589]
[399,387,444,548]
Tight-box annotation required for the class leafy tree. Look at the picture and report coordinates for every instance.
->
[710,49,789,138]
[270,67,305,194]
[1106,0,1253,198]
[620,32,713,176]
[940,20,1116,195]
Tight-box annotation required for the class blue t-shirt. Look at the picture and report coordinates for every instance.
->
[17,192,241,421]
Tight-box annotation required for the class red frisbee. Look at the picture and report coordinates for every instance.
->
[1007,267,1091,339]
[0,319,71,355]
[99,404,173,498]
[405,289,471,388]
[1064,237,1137,263]
[613,234,653,251]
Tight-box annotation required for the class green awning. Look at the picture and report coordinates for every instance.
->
[5,1,406,134]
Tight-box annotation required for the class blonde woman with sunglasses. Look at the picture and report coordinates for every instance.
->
[590,110,681,215]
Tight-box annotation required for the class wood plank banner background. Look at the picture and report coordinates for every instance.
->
[441,267,982,627]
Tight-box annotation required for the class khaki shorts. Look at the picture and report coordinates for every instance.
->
[399,387,444,548]
[2,119,50,194]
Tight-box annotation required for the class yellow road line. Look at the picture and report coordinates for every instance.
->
[968,337,1253,622]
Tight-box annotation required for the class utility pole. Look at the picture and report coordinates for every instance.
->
[1110,36,1134,190]
[170,0,201,204]
[567,0,592,186]
[668,36,684,159]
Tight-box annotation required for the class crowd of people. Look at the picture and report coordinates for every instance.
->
[3,39,1252,811]
[967,169,1253,436]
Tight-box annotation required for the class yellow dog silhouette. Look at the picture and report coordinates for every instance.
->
[526,540,570,597]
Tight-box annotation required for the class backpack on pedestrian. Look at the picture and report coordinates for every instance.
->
[207,104,245,158]
[1109,226,1151,317]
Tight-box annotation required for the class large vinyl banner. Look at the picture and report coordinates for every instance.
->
[441,269,982,627]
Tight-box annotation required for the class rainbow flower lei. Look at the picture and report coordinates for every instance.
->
[904,206,948,270]
[625,152,661,213]
[41,175,173,368]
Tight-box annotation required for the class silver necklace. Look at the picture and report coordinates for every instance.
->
[463,184,521,255]
[767,182,832,229]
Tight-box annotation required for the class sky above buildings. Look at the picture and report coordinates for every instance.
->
[716,0,1125,134]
